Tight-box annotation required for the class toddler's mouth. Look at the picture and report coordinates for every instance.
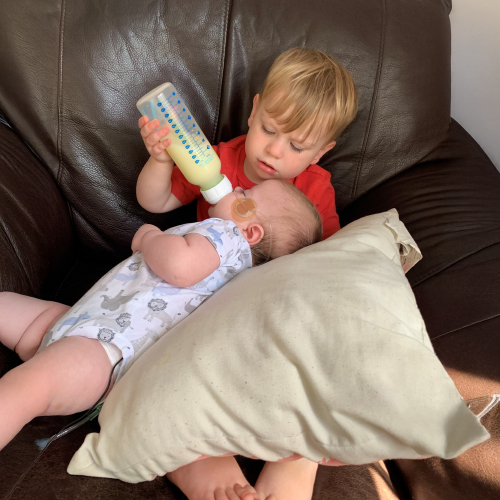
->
[257,159,277,175]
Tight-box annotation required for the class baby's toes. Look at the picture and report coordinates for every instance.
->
[233,483,260,500]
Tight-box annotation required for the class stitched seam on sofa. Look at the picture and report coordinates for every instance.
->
[51,257,81,303]
[350,0,387,202]
[70,202,122,254]
[430,313,500,342]
[412,238,500,287]
[0,187,35,295]
[441,0,452,15]
[0,115,12,130]
[56,0,67,185]
[211,0,231,144]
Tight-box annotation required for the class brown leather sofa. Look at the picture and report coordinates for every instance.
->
[1,0,499,499]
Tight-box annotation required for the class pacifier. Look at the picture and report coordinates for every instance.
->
[231,197,257,222]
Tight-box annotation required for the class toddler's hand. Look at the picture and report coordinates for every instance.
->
[131,223,160,254]
[138,116,174,164]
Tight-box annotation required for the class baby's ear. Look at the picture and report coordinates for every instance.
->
[312,140,336,164]
[248,94,260,128]
[241,222,264,246]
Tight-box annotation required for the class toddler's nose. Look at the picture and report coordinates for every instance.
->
[266,138,284,159]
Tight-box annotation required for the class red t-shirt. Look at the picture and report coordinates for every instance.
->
[171,135,340,240]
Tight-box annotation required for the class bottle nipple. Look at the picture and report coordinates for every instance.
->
[200,175,233,204]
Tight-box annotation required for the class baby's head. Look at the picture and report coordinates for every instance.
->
[244,47,358,183]
[209,179,323,265]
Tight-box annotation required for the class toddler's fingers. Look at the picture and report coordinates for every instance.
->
[140,118,160,139]
[144,127,170,147]
[152,138,171,154]
[138,115,149,128]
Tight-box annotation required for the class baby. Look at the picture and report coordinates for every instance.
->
[0,179,322,457]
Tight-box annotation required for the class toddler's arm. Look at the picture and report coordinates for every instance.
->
[132,224,220,287]
[136,116,183,213]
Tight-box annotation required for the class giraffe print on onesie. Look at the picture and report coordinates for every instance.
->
[37,219,252,382]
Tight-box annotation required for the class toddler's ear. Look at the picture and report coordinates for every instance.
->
[248,94,260,128]
[312,140,336,164]
[241,221,264,246]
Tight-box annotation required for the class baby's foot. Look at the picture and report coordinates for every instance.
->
[166,456,256,500]
[233,483,268,500]
[254,458,318,500]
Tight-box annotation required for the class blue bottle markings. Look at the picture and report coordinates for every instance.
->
[159,90,214,166]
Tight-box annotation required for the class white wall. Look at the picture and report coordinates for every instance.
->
[450,0,500,171]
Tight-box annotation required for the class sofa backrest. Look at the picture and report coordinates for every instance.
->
[0,0,452,256]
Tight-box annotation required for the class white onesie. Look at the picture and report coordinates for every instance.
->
[38,219,252,382]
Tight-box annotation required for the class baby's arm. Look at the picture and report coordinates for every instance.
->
[136,116,183,213]
[132,224,220,287]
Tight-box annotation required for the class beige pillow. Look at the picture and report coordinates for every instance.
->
[68,209,489,482]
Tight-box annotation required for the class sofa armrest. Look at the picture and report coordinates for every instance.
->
[341,119,500,499]
[340,119,500,289]
[0,123,74,296]
[390,396,500,500]
[392,243,500,500]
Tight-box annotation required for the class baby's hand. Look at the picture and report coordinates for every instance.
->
[138,116,174,164]
[131,223,160,254]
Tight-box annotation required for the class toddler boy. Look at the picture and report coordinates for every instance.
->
[137,47,358,240]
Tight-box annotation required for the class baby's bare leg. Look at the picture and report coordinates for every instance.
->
[0,292,70,360]
[167,456,260,500]
[254,458,318,500]
[0,336,112,450]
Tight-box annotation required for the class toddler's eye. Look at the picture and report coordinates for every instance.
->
[290,143,303,153]
[262,126,273,135]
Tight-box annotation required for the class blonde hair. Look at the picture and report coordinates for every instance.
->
[251,180,323,266]
[260,47,358,144]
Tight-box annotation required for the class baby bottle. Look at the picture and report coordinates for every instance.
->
[137,82,232,204]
